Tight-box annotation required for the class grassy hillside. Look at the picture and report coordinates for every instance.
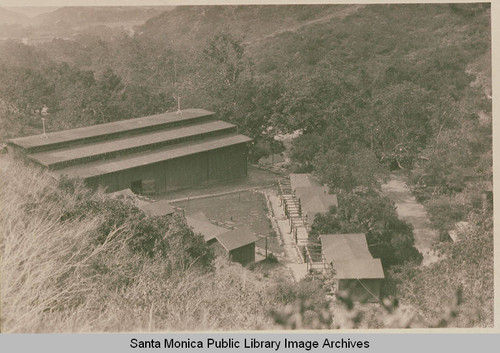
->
[1,158,335,332]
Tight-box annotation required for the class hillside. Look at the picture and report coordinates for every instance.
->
[139,5,353,45]
[0,4,492,329]
[31,6,172,27]
[0,7,30,25]
[0,158,275,332]
[0,6,174,44]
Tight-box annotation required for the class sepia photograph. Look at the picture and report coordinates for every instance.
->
[0,0,493,333]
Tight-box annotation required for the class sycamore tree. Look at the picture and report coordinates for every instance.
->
[310,189,422,268]
[369,82,434,169]
[312,147,388,192]
[197,32,282,158]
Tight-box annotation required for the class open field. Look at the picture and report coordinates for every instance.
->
[173,190,282,254]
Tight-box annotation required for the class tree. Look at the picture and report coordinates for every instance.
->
[312,147,388,192]
[202,32,248,89]
[290,133,321,172]
[310,190,422,268]
[369,83,433,169]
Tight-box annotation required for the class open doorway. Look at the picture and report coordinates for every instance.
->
[131,180,143,195]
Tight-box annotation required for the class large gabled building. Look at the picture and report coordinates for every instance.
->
[7,109,252,194]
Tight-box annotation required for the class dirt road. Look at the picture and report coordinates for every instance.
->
[381,173,440,266]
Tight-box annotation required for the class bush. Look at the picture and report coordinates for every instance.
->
[310,189,422,267]
[424,195,467,232]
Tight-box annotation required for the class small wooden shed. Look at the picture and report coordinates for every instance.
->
[185,213,258,265]
[212,227,259,265]
[185,212,227,242]
[139,199,175,217]
[320,233,385,302]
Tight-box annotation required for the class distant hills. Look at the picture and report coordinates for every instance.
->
[5,6,59,18]
[138,5,354,46]
[0,7,31,25]
[30,6,172,26]
[0,6,174,41]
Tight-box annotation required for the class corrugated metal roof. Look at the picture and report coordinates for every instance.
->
[29,120,235,167]
[215,227,259,251]
[320,233,384,279]
[8,108,215,149]
[139,200,175,217]
[185,212,228,242]
[52,134,252,179]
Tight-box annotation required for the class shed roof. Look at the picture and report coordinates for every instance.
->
[185,212,228,242]
[300,191,338,214]
[290,173,321,189]
[52,134,252,179]
[320,233,372,263]
[320,233,384,279]
[108,188,149,206]
[8,108,215,150]
[139,200,175,217]
[215,227,259,251]
[108,188,136,199]
[333,258,384,279]
[295,185,329,198]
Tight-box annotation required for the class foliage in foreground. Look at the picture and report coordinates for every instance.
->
[0,161,263,331]
[386,210,493,328]
[1,160,492,330]
[0,160,324,332]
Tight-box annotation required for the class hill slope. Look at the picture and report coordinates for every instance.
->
[32,6,172,26]
[0,7,30,25]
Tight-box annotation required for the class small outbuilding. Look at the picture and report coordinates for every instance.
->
[139,199,175,217]
[185,212,228,242]
[212,227,259,265]
[290,173,322,189]
[185,212,258,265]
[295,186,338,227]
[320,233,384,302]
[289,174,338,230]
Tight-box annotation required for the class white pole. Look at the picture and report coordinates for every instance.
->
[41,118,48,138]
[176,96,182,115]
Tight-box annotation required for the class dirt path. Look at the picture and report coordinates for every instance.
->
[381,173,440,266]
[265,189,308,281]
[244,5,363,47]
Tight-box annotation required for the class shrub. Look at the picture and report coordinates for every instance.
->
[310,189,422,267]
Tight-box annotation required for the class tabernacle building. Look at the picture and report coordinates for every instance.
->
[7,109,252,194]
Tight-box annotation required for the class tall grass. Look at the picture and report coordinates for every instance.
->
[0,159,281,332]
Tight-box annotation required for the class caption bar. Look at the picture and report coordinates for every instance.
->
[130,337,370,350]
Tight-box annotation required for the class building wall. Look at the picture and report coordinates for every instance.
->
[338,279,381,303]
[208,144,248,182]
[229,243,255,266]
[164,152,208,192]
[117,161,166,194]
[209,240,228,258]
[85,143,248,194]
